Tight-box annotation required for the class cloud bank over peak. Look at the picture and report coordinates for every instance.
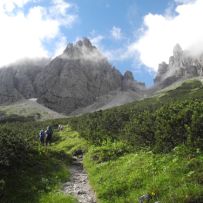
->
[0,0,77,67]
[129,0,203,71]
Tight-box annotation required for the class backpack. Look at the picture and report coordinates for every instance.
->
[47,127,53,136]
[39,130,45,139]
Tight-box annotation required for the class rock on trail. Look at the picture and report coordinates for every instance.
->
[63,157,96,203]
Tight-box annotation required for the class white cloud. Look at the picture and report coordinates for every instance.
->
[88,30,131,63]
[129,0,203,71]
[89,35,104,47]
[89,35,133,65]
[111,26,123,40]
[53,36,67,57]
[0,0,31,13]
[0,0,77,67]
[52,0,72,16]
[175,0,195,4]
[49,0,77,26]
[88,31,135,64]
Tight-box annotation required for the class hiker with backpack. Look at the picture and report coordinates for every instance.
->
[58,124,64,131]
[39,129,45,145]
[45,126,53,146]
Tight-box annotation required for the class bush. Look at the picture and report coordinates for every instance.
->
[0,126,35,168]
[154,100,203,152]
[123,110,155,148]
[69,99,203,153]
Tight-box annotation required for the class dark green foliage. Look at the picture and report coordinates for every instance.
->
[68,80,203,152]
[0,118,72,202]
[123,110,156,148]
[0,126,34,168]
[154,100,203,152]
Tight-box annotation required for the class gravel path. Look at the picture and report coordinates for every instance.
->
[63,157,96,203]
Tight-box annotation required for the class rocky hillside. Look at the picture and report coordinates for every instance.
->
[36,38,145,114]
[154,44,203,88]
[0,38,145,114]
[0,58,49,104]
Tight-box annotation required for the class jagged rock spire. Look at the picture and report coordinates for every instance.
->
[123,71,134,81]
[173,43,183,58]
[76,37,93,48]
[154,43,203,88]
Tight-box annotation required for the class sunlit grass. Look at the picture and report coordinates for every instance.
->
[40,191,77,203]
[84,145,203,203]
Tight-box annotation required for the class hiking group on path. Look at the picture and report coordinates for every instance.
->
[39,124,63,146]
[39,126,53,146]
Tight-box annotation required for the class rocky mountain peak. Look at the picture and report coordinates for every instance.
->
[76,37,94,48]
[122,70,146,91]
[63,43,74,56]
[173,43,183,59]
[62,38,103,61]
[0,37,146,115]
[157,62,168,74]
[64,38,95,53]
[154,44,203,88]
[123,71,134,81]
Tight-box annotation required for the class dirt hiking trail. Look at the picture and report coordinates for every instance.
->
[63,156,97,203]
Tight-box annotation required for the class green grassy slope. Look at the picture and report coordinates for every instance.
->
[0,99,66,121]
[49,126,203,203]
[84,144,203,203]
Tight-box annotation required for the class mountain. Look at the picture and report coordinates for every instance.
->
[0,38,145,114]
[2,40,203,115]
[35,38,145,114]
[0,58,49,104]
[154,44,203,88]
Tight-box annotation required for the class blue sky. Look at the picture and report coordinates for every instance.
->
[58,0,172,86]
[0,0,202,86]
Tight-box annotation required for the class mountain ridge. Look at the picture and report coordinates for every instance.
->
[154,43,203,89]
[0,38,146,114]
[1,40,203,115]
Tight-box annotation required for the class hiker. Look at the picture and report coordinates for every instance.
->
[45,126,53,146]
[58,124,64,131]
[39,129,45,145]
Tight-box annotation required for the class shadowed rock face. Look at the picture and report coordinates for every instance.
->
[154,44,203,88]
[122,71,145,92]
[0,67,23,103]
[0,59,48,104]
[36,58,123,113]
[35,38,145,114]
[0,38,145,114]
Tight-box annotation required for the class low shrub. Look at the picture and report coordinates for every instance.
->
[88,141,133,163]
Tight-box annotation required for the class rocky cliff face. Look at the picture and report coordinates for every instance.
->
[0,58,49,104]
[122,71,145,92]
[154,44,203,88]
[36,38,145,114]
[0,38,145,114]
[0,67,22,104]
